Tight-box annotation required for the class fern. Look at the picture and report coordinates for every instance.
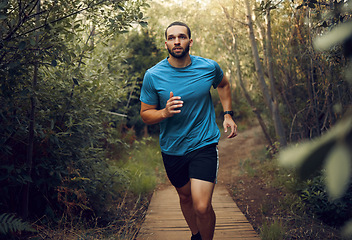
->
[0,213,36,235]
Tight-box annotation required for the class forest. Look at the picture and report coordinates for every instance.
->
[0,0,351,239]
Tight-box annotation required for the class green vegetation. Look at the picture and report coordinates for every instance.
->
[115,137,166,195]
[238,146,350,239]
[30,137,165,239]
[1,0,351,238]
[0,213,35,235]
[260,219,285,240]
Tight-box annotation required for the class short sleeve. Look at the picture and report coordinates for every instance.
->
[212,61,224,89]
[140,70,159,106]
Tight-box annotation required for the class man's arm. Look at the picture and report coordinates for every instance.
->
[140,92,183,125]
[217,75,238,138]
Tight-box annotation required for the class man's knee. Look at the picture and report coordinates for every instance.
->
[178,191,192,204]
[194,201,212,217]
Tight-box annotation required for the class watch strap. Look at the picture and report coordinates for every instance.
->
[223,111,234,116]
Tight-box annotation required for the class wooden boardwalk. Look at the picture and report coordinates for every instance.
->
[137,185,260,240]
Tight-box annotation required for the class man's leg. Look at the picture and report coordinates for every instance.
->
[175,181,199,235]
[191,178,216,240]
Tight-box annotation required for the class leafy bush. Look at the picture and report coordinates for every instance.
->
[298,174,352,227]
[0,0,154,225]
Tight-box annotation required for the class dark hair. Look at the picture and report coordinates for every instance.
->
[165,21,191,40]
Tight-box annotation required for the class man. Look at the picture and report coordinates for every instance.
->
[139,21,237,240]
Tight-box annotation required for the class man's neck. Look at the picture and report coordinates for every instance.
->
[167,54,192,68]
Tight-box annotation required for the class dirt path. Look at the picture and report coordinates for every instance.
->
[137,124,267,240]
[217,124,267,187]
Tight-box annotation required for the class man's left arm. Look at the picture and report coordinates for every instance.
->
[217,75,238,138]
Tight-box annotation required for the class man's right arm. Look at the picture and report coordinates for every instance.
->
[140,92,183,125]
[140,102,168,125]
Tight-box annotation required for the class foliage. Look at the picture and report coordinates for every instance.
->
[29,136,164,239]
[120,29,165,137]
[279,0,352,236]
[280,116,352,197]
[0,213,35,235]
[298,175,352,226]
[260,219,285,240]
[0,0,151,227]
[247,151,344,238]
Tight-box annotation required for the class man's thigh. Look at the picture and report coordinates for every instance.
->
[190,178,215,206]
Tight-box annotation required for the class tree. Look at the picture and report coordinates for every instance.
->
[245,0,287,147]
[280,0,352,236]
[221,3,273,145]
[0,0,149,221]
[121,29,165,137]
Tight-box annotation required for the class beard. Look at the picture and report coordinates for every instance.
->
[167,44,190,58]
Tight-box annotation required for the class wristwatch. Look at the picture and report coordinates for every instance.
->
[223,111,234,117]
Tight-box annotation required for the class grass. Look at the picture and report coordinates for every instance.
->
[260,219,285,240]
[29,137,166,240]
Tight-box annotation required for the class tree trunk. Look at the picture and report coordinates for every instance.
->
[232,33,273,146]
[22,0,40,219]
[245,0,287,147]
[265,8,287,146]
[220,3,273,146]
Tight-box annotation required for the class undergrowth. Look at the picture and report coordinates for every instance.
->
[24,137,165,240]
[238,146,347,239]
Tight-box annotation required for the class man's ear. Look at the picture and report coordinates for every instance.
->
[165,41,168,49]
[189,39,193,47]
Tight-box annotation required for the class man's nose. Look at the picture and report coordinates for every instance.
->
[174,37,181,44]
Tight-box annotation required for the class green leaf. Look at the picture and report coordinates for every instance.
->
[29,38,36,46]
[0,213,36,234]
[18,41,26,50]
[72,77,79,86]
[0,13,7,19]
[297,139,335,179]
[51,59,57,67]
[279,137,336,179]
[324,144,351,200]
[280,117,352,179]
[139,21,148,28]
[314,21,352,51]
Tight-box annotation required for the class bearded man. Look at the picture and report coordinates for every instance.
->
[139,21,237,240]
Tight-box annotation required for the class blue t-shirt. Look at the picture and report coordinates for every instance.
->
[140,55,224,156]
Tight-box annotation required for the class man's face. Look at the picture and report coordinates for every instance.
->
[165,25,193,59]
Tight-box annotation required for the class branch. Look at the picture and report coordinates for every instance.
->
[4,0,123,41]
[220,3,247,26]
[101,110,127,118]
[4,0,40,41]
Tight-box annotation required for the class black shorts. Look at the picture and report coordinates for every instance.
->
[161,144,219,188]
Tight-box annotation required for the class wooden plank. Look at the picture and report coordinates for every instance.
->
[137,185,260,240]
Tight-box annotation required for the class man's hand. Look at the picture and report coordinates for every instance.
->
[223,115,237,138]
[140,92,183,125]
[162,91,183,118]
